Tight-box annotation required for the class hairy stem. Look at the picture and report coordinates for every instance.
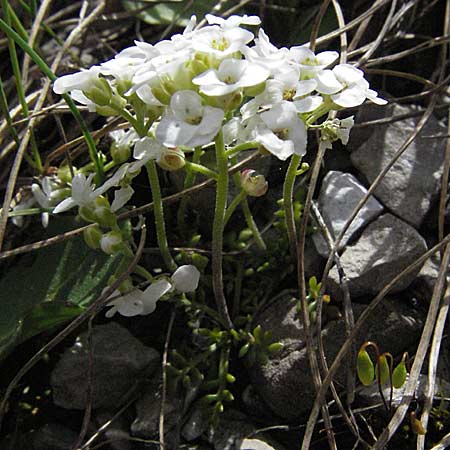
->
[212,130,233,329]
[146,160,177,271]
[283,154,301,256]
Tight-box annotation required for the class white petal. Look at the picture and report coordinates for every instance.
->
[156,114,197,148]
[192,69,222,87]
[331,86,367,108]
[295,79,317,97]
[141,279,172,314]
[111,186,134,212]
[171,265,200,292]
[136,85,163,106]
[333,64,364,84]
[315,70,342,94]
[52,197,76,214]
[293,95,323,113]
[315,51,339,66]
[134,136,164,160]
[31,184,48,208]
[255,126,293,161]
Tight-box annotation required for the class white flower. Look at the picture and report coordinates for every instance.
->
[171,265,200,292]
[205,14,261,28]
[316,64,387,107]
[253,101,307,160]
[156,90,224,148]
[53,66,102,95]
[243,29,290,74]
[31,176,69,227]
[105,279,172,318]
[192,58,269,97]
[192,25,254,58]
[53,165,129,214]
[289,46,338,74]
[320,116,355,149]
[105,264,200,318]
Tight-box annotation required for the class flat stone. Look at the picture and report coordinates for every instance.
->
[249,295,423,420]
[327,213,427,299]
[313,171,384,256]
[51,323,159,410]
[350,104,446,227]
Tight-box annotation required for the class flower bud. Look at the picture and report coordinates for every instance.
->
[157,147,186,171]
[57,165,75,184]
[240,169,268,197]
[110,141,131,164]
[84,77,112,106]
[100,230,123,255]
[92,196,117,228]
[83,224,103,249]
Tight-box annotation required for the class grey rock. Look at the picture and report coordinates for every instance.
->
[210,410,285,450]
[357,374,450,408]
[51,323,159,410]
[249,295,423,420]
[327,213,427,300]
[313,171,384,256]
[32,423,78,450]
[181,401,211,442]
[412,253,442,299]
[350,104,446,227]
[131,374,183,440]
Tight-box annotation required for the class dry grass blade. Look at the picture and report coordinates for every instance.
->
[0,152,260,261]
[374,245,450,449]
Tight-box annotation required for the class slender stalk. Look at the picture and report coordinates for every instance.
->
[224,141,259,158]
[145,160,177,272]
[212,130,233,329]
[283,154,301,256]
[184,161,218,179]
[241,197,266,251]
[223,190,247,227]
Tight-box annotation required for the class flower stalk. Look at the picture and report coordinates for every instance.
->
[212,130,233,329]
[145,160,177,271]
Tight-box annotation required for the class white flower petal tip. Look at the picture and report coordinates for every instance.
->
[171,265,200,293]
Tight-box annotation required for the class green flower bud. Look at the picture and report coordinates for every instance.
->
[238,343,250,358]
[83,225,103,249]
[357,349,375,386]
[100,230,123,255]
[268,342,283,354]
[84,77,112,106]
[111,141,131,164]
[57,165,75,183]
[92,196,116,228]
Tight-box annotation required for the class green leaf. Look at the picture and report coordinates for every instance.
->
[357,349,375,386]
[121,0,234,27]
[0,219,121,359]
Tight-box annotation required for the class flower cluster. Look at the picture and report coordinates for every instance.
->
[11,13,386,319]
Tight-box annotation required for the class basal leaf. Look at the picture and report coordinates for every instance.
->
[0,219,121,359]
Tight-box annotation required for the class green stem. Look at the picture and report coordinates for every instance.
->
[283,154,302,257]
[212,130,233,329]
[145,160,177,271]
[230,157,266,250]
[184,161,218,179]
[224,141,258,158]
[241,197,266,251]
[133,264,154,282]
[223,190,247,227]
[0,17,104,181]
